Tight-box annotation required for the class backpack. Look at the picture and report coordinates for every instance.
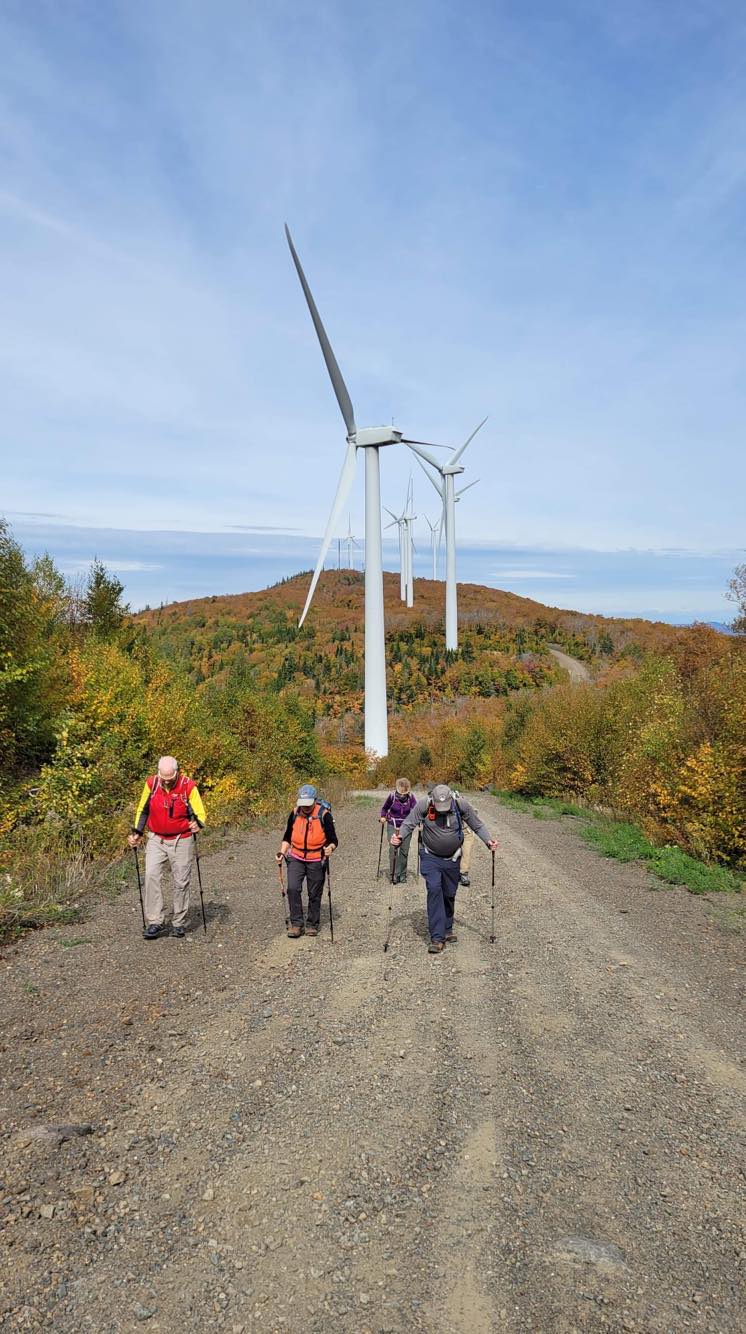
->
[426,796,463,839]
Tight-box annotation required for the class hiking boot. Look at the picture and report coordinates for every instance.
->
[305,925,319,937]
[143,924,163,940]
[445,931,458,943]
[459,873,470,887]
[171,925,186,938]
[428,939,445,954]
[287,925,303,938]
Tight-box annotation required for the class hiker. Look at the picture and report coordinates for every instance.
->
[459,826,475,885]
[391,783,498,953]
[448,787,475,886]
[128,756,206,940]
[380,778,417,883]
[276,784,337,938]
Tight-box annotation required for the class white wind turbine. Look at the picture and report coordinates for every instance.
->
[425,515,441,580]
[286,225,444,757]
[384,506,407,602]
[410,420,486,650]
[341,515,361,570]
[385,478,416,605]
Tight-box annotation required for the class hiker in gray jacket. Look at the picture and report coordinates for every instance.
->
[392,783,498,953]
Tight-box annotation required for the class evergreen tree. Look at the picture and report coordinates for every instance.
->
[83,559,128,638]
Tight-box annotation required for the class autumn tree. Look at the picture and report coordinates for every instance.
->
[83,559,128,638]
[726,564,746,634]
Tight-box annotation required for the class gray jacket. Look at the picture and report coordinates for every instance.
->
[398,795,492,861]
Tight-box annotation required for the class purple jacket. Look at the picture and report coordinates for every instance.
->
[380,791,417,828]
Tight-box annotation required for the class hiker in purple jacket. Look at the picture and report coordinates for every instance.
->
[380,778,417,883]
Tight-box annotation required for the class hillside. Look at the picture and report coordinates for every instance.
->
[135,570,697,719]
[138,568,690,645]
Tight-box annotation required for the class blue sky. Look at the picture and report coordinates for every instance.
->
[2,1,744,621]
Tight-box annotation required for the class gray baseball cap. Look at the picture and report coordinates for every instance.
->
[430,783,453,812]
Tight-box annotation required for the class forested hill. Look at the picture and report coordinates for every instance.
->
[135,569,693,714]
[137,568,685,644]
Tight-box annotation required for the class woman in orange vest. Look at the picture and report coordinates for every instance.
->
[276,784,337,938]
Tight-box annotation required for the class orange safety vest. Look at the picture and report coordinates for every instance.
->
[290,803,328,862]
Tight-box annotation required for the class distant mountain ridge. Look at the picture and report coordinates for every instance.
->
[138,569,693,650]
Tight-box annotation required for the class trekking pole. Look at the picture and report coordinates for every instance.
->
[277,856,289,929]
[383,838,396,953]
[132,846,146,932]
[489,849,496,944]
[376,823,385,878]
[193,834,207,936]
[325,856,335,943]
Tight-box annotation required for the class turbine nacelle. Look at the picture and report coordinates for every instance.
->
[352,426,402,448]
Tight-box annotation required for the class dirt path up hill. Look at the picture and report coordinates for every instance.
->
[1,794,743,1333]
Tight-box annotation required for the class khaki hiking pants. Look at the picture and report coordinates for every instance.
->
[144,833,194,928]
[461,826,475,874]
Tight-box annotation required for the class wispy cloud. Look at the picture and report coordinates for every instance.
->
[0,1,744,557]
[490,568,576,580]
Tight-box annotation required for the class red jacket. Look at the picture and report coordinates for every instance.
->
[137,774,198,839]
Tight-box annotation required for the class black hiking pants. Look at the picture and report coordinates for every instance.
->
[286,856,326,928]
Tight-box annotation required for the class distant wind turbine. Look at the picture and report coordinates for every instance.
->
[285,225,446,757]
[344,516,361,570]
[425,515,441,580]
[385,478,416,606]
[384,506,407,602]
[409,420,486,649]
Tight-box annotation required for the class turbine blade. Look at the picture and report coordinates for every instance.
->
[299,441,357,626]
[405,441,444,472]
[456,477,480,498]
[400,445,453,456]
[449,416,488,466]
[285,225,356,437]
[413,453,444,501]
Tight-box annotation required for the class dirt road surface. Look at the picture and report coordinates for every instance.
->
[1,794,744,1333]
[547,648,592,684]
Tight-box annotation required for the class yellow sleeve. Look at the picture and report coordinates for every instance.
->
[134,781,151,833]
[188,784,207,827]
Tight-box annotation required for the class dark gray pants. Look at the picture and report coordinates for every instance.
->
[286,856,326,927]
[386,824,412,881]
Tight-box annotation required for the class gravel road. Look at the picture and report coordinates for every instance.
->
[1,793,744,1333]
[546,648,592,684]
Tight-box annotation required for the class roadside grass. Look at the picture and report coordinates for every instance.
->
[704,900,746,934]
[492,791,587,820]
[493,790,744,896]
[0,832,96,943]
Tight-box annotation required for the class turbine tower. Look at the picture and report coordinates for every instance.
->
[403,477,416,609]
[409,420,486,650]
[286,225,443,757]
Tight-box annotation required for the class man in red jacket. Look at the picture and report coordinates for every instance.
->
[128,756,207,940]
